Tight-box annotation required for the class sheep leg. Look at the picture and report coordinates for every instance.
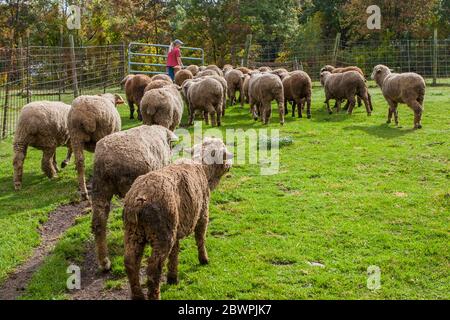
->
[61,143,72,168]
[361,94,372,116]
[73,142,89,201]
[52,153,59,173]
[92,192,113,271]
[292,101,297,118]
[167,240,180,285]
[306,96,312,119]
[239,90,244,108]
[284,99,288,116]
[386,100,398,125]
[128,99,135,120]
[357,96,362,108]
[336,100,341,114]
[210,112,217,127]
[250,100,258,121]
[216,110,221,127]
[203,111,209,125]
[278,99,284,125]
[188,109,194,126]
[409,100,423,129]
[41,148,57,179]
[296,99,302,118]
[368,92,374,111]
[325,99,332,115]
[346,97,356,115]
[195,211,209,265]
[124,230,146,300]
[147,241,173,300]
[13,144,28,190]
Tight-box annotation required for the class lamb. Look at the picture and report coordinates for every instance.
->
[320,71,372,116]
[140,85,184,131]
[205,64,224,77]
[371,64,426,129]
[186,65,200,76]
[123,137,233,300]
[282,71,312,119]
[185,77,224,126]
[224,68,245,107]
[13,101,72,190]
[152,74,173,82]
[68,93,124,200]
[92,125,178,271]
[144,79,173,92]
[248,73,285,125]
[174,69,193,86]
[123,74,152,120]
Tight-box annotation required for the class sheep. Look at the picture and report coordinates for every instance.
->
[68,93,124,201]
[185,77,224,126]
[236,67,251,74]
[144,79,173,93]
[258,66,272,72]
[186,65,199,76]
[140,85,184,131]
[174,69,193,86]
[222,64,234,73]
[224,69,245,107]
[248,73,285,125]
[320,65,372,110]
[271,68,289,77]
[91,125,178,271]
[205,64,224,77]
[242,74,251,105]
[320,71,372,116]
[152,74,173,82]
[199,66,206,71]
[282,71,312,119]
[195,69,218,78]
[371,64,426,129]
[123,137,233,300]
[13,101,72,190]
[123,74,152,120]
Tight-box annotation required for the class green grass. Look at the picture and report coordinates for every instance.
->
[1,83,449,300]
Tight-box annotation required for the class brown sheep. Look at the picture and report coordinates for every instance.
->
[186,77,224,126]
[258,66,272,72]
[248,73,285,125]
[123,137,233,300]
[123,74,151,120]
[186,65,199,76]
[68,93,124,200]
[320,71,371,116]
[13,101,72,190]
[140,85,184,131]
[174,69,193,86]
[92,125,178,271]
[152,74,173,82]
[144,79,173,93]
[195,69,218,78]
[242,74,251,105]
[371,64,426,129]
[205,64,224,77]
[224,69,245,107]
[282,71,312,119]
[236,67,251,74]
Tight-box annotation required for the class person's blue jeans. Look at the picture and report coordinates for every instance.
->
[167,66,175,81]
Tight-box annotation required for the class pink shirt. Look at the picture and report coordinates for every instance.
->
[167,47,181,67]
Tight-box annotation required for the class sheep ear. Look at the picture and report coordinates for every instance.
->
[115,94,125,105]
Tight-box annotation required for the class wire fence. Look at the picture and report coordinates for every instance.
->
[232,38,450,83]
[0,43,126,140]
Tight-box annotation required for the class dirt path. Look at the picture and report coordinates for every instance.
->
[0,200,90,300]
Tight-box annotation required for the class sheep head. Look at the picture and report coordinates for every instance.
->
[99,93,125,107]
[319,71,331,86]
[320,65,335,73]
[371,65,391,87]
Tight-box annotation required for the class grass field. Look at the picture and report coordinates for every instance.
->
[0,83,448,300]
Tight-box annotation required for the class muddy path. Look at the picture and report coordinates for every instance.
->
[0,200,90,300]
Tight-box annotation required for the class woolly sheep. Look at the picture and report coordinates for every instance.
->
[205,64,224,77]
[152,74,173,82]
[371,64,426,129]
[185,77,224,126]
[13,101,72,190]
[195,69,217,78]
[174,69,193,86]
[68,93,124,200]
[140,85,184,131]
[144,79,173,92]
[258,66,272,72]
[282,71,312,119]
[242,74,251,105]
[92,125,178,271]
[248,73,285,125]
[123,74,152,120]
[224,68,245,107]
[186,65,200,76]
[320,71,372,116]
[123,137,233,300]
[236,67,251,74]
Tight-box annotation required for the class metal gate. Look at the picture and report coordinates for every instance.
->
[128,42,204,75]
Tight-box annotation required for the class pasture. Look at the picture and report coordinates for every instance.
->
[0,82,448,300]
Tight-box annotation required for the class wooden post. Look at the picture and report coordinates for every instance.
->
[120,41,126,89]
[293,56,299,71]
[58,25,64,99]
[2,48,12,139]
[432,28,438,86]
[69,34,79,97]
[332,33,341,66]
[243,34,252,67]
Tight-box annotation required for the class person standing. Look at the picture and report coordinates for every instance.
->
[166,39,184,81]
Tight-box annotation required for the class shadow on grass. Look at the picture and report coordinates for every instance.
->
[343,123,415,139]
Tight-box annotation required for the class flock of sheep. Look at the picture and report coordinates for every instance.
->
[11,62,426,299]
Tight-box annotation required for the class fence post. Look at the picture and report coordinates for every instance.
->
[332,33,341,66]
[69,34,79,97]
[293,56,299,71]
[2,49,12,139]
[104,46,109,93]
[432,28,438,86]
[243,34,252,67]
[120,41,126,89]
[25,31,31,103]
